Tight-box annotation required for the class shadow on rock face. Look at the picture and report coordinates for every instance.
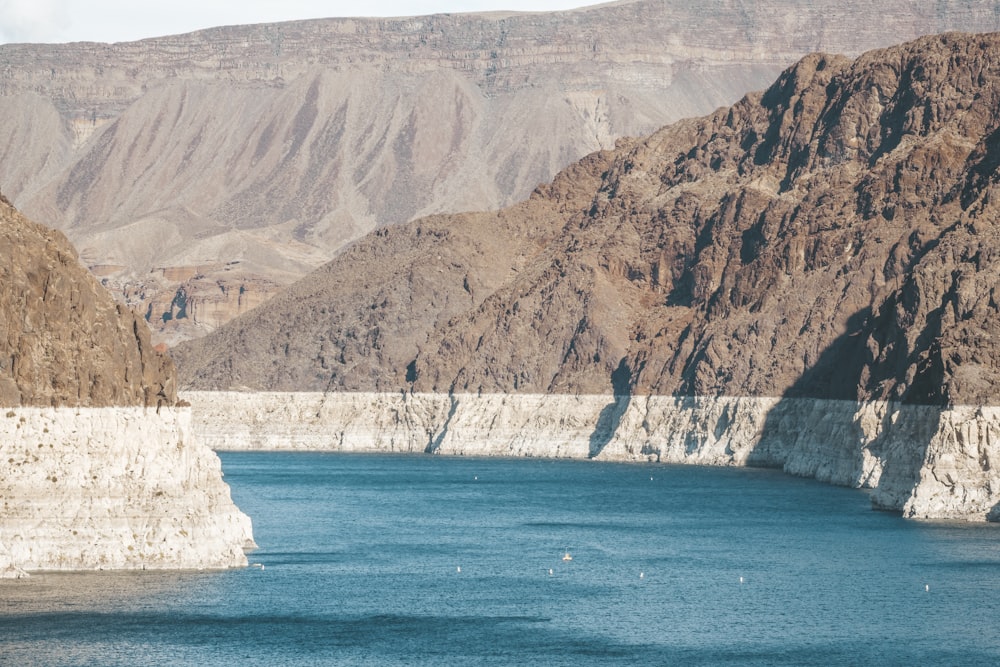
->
[747,307,942,513]
[588,358,633,459]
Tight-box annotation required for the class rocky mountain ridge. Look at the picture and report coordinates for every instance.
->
[172,31,1000,522]
[175,31,1000,409]
[3,0,999,344]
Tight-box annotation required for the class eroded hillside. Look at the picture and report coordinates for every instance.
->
[3,1,999,344]
[175,32,1000,407]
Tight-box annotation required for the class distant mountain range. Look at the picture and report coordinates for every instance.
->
[3,0,999,344]
[175,31,1000,408]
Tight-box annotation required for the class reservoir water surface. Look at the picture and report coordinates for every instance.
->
[3,452,1000,665]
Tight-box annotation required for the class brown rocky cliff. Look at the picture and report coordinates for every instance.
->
[619,32,1000,405]
[176,32,1000,406]
[0,198,176,407]
[171,150,616,391]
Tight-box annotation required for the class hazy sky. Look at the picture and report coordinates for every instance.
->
[0,1,599,44]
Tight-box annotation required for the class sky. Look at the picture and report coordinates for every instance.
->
[0,0,599,44]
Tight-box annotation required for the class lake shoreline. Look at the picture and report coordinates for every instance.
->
[186,390,1000,522]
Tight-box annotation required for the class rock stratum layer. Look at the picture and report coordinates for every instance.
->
[177,33,1000,520]
[1,407,254,576]
[0,199,253,577]
[188,392,1000,521]
[2,1,998,344]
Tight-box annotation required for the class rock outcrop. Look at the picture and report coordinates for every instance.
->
[2,1,998,343]
[1,406,254,573]
[0,198,174,407]
[177,33,1000,520]
[177,32,1000,403]
[0,198,253,577]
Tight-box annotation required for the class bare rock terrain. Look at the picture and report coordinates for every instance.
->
[3,1,999,343]
[0,196,174,407]
[176,32,1000,408]
[174,32,1000,520]
[0,198,252,576]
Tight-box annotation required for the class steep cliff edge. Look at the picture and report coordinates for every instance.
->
[0,198,253,577]
[3,1,998,344]
[178,33,1000,520]
[187,392,1000,521]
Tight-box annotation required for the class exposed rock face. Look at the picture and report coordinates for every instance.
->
[0,200,253,576]
[176,33,1000,520]
[2,1,998,343]
[0,407,255,573]
[187,391,1000,521]
[174,150,616,391]
[0,198,174,407]
[176,32,1000,406]
[128,274,280,347]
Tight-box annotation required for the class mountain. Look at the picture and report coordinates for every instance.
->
[3,1,999,345]
[0,197,252,576]
[173,31,1000,522]
[175,31,1000,407]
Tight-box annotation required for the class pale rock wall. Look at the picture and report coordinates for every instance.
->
[188,391,614,457]
[903,406,1000,521]
[0,406,255,577]
[187,391,1000,522]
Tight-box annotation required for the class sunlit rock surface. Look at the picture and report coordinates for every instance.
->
[0,407,254,575]
[187,391,1000,522]
[4,1,999,343]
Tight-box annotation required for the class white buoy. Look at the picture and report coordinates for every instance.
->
[925,584,929,592]
[739,576,744,584]
[640,572,645,579]
[549,568,554,576]
[457,566,461,573]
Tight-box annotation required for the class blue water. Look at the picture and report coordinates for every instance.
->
[3,453,1000,666]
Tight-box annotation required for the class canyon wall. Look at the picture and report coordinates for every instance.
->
[0,406,254,575]
[0,198,253,577]
[186,391,1000,522]
[174,33,1000,523]
[176,33,1000,406]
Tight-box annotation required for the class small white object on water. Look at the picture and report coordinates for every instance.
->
[457,566,461,573]
[925,584,929,592]
[549,568,554,576]
[640,572,645,579]
[739,576,744,584]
